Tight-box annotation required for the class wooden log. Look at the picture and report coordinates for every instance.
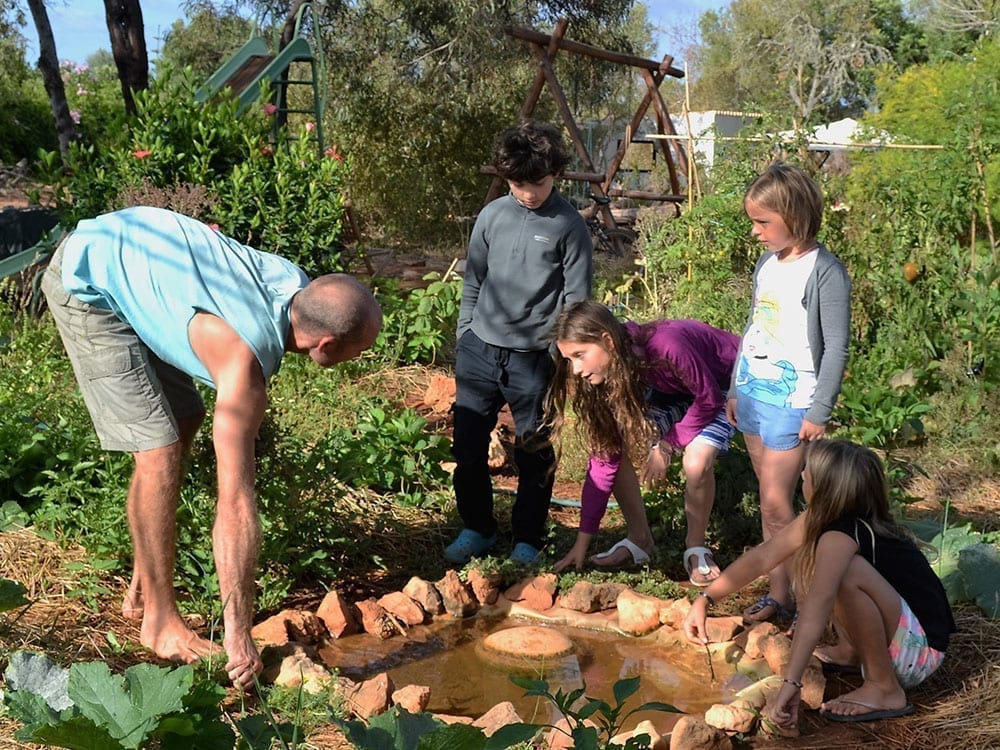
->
[506,25,685,78]
[606,188,686,202]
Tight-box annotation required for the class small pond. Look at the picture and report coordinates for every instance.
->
[318,614,751,733]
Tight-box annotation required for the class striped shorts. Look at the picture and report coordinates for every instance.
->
[646,389,736,453]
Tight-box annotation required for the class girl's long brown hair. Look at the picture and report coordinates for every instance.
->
[793,439,913,595]
[544,301,655,463]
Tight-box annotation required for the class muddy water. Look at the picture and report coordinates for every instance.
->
[318,615,751,733]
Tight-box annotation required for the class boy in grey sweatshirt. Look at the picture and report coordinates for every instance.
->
[446,121,593,565]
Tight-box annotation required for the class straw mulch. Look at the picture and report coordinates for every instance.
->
[889,606,1000,749]
[3,511,1000,749]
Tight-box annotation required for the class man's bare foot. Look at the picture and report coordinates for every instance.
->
[122,577,144,621]
[224,633,264,691]
[140,618,218,664]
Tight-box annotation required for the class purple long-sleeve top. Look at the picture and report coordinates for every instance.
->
[578,319,739,534]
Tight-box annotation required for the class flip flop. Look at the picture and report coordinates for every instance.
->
[592,538,651,567]
[820,699,914,722]
[743,595,795,624]
[683,546,720,587]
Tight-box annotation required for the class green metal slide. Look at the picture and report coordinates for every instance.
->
[194,3,325,149]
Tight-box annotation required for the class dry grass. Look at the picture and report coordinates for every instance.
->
[894,607,1000,749]
[3,373,1000,750]
[905,455,1000,535]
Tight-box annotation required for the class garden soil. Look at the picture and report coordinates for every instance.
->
[3,188,1000,749]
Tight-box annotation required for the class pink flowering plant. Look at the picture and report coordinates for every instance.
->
[39,69,350,274]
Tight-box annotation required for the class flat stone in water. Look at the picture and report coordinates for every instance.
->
[480,625,574,660]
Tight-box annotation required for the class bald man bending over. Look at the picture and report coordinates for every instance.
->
[41,206,382,689]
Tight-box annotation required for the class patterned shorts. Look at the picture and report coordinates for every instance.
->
[645,389,736,453]
[889,596,945,689]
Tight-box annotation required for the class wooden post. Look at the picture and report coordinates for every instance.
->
[483,20,690,233]
[483,20,569,205]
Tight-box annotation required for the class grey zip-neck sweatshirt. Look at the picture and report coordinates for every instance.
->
[458,189,593,351]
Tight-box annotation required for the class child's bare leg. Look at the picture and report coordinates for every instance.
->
[821,556,908,717]
[682,442,721,584]
[591,462,653,567]
[815,613,859,666]
[743,435,803,618]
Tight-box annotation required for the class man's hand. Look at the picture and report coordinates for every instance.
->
[225,632,264,691]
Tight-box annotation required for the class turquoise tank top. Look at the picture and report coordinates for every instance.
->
[60,207,308,387]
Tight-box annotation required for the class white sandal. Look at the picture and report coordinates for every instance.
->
[683,546,720,587]
[592,538,652,567]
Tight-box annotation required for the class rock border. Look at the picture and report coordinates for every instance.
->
[251,572,827,749]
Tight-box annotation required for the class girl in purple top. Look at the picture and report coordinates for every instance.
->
[546,301,739,579]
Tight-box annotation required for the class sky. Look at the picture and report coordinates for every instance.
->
[22,1,727,68]
[22,2,188,64]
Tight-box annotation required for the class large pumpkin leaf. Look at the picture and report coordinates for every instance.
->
[958,543,1000,618]
[929,523,982,603]
[68,662,193,750]
[29,716,122,750]
[4,651,72,712]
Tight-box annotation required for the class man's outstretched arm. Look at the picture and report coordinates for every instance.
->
[189,312,267,690]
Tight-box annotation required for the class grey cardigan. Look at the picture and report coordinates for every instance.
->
[729,244,852,425]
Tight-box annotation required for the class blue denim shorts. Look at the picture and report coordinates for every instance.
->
[734,393,807,451]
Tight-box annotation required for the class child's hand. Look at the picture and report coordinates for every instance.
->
[799,419,826,443]
[554,538,590,573]
[726,397,738,426]
[641,443,670,488]
[682,597,710,644]
[768,682,801,729]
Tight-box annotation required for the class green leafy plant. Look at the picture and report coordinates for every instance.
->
[372,272,463,366]
[3,652,235,749]
[336,706,491,750]
[905,519,1000,619]
[2,652,313,750]
[38,69,349,277]
[320,404,452,505]
[501,674,680,750]
[835,378,932,448]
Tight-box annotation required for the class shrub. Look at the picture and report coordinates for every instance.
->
[37,68,349,276]
[372,272,463,366]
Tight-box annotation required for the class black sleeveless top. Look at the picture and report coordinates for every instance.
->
[823,516,956,651]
